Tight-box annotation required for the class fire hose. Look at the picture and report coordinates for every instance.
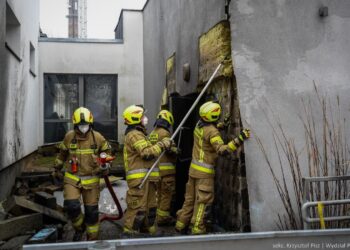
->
[98,153,124,222]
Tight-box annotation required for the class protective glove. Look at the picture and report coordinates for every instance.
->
[51,169,64,181]
[51,168,64,183]
[218,147,230,156]
[238,128,250,141]
[100,163,111,176]
[217,114,231,130]
[228,129,250,152]
[159,137,173,150]
[217,122,225,130]
[167,146,181,155]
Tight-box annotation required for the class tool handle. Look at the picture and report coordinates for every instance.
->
[138,62,223,189]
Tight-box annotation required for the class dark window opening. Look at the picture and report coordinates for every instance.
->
[44,74,118,143]
[5,2,21,61]
[29,42,36,76]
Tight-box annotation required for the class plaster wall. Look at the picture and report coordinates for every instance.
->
[39,11,144,142]
[230,0,350,231]
[143,0,226,126]
[0,0,40,199]
[143,0,350,231]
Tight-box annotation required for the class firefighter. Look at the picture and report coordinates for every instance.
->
[123,105,173,235]
[53,107,111,241]
[149,110,178,226]
[175,101,250,234]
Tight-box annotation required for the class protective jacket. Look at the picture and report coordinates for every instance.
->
[149,126,176,176]
[55,129,111,186]
[123,126,165,187]
[189,120,232,179]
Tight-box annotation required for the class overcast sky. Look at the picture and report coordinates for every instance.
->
[40,0,147,39]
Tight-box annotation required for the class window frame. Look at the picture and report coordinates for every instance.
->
[43,73,118,143]
[5,1,22,62]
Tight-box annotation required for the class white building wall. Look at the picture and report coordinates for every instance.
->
[0,0,40,169]
[0,0,40,200]
[39,11,143,143]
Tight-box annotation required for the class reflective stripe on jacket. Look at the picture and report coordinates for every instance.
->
[189,121,230,178]
[56,130,111,176]
[149,127,176,176]
[124,128,163,187]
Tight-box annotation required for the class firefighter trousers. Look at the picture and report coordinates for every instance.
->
[63,182,100,240]
[157,174,176,224]
[123,180,158,234]
[175,176,214,234]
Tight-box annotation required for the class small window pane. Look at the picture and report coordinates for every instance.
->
[5,2,21,60]
[44,122,73,143]
[84,75,117,120]
[44,74,79,119]
[93,122,117,141]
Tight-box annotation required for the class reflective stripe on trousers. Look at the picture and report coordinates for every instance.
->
[157,208,170,217]
[126,168,160,180]
[86,224,99,234]
[64,172,100,185]
[190,160,215,174]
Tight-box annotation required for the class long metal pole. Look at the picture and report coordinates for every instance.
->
[139,62,223,188]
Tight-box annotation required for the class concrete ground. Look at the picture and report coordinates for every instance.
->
[54,180,178,241]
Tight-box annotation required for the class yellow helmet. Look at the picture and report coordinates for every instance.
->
[199,101,221,122]
[123,105,145,125]
[72,107,93,125]
[157,110,174,126]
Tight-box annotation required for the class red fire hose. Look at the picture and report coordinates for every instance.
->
[98,153,124,222]
[99,175,124,222]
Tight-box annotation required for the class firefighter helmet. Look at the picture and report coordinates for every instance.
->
[123,105,145,125]
[72,107,93,125]
[157,110,174,126]
[199,101,221,122]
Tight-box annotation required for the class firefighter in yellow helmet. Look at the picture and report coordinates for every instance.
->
[123,105,173,235]
[53,107,111,241]
[175,101,250,234]
[149,110,178,226]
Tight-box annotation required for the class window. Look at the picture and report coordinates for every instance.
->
[44,74,118,143]
[5,2,21,61]
[29,42,36,76]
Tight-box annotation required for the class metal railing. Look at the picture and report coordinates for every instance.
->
[302,175,350,229]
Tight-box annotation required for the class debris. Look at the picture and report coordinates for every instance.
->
[28,227,57,243]
[0,197,15,213]
[0,197,15,221]
[0,235,31,250]
[34,192,57,210]
[44,184,62,194]
[0,213,43,240]
[13,196,67,223]
[37,144,59,157]
[14,180,29,196]
[18,172,52,180]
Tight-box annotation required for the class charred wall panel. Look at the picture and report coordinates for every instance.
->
[198,21,250,232]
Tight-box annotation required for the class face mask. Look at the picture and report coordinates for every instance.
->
[78,124,90,134]
[141,116,148,126]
